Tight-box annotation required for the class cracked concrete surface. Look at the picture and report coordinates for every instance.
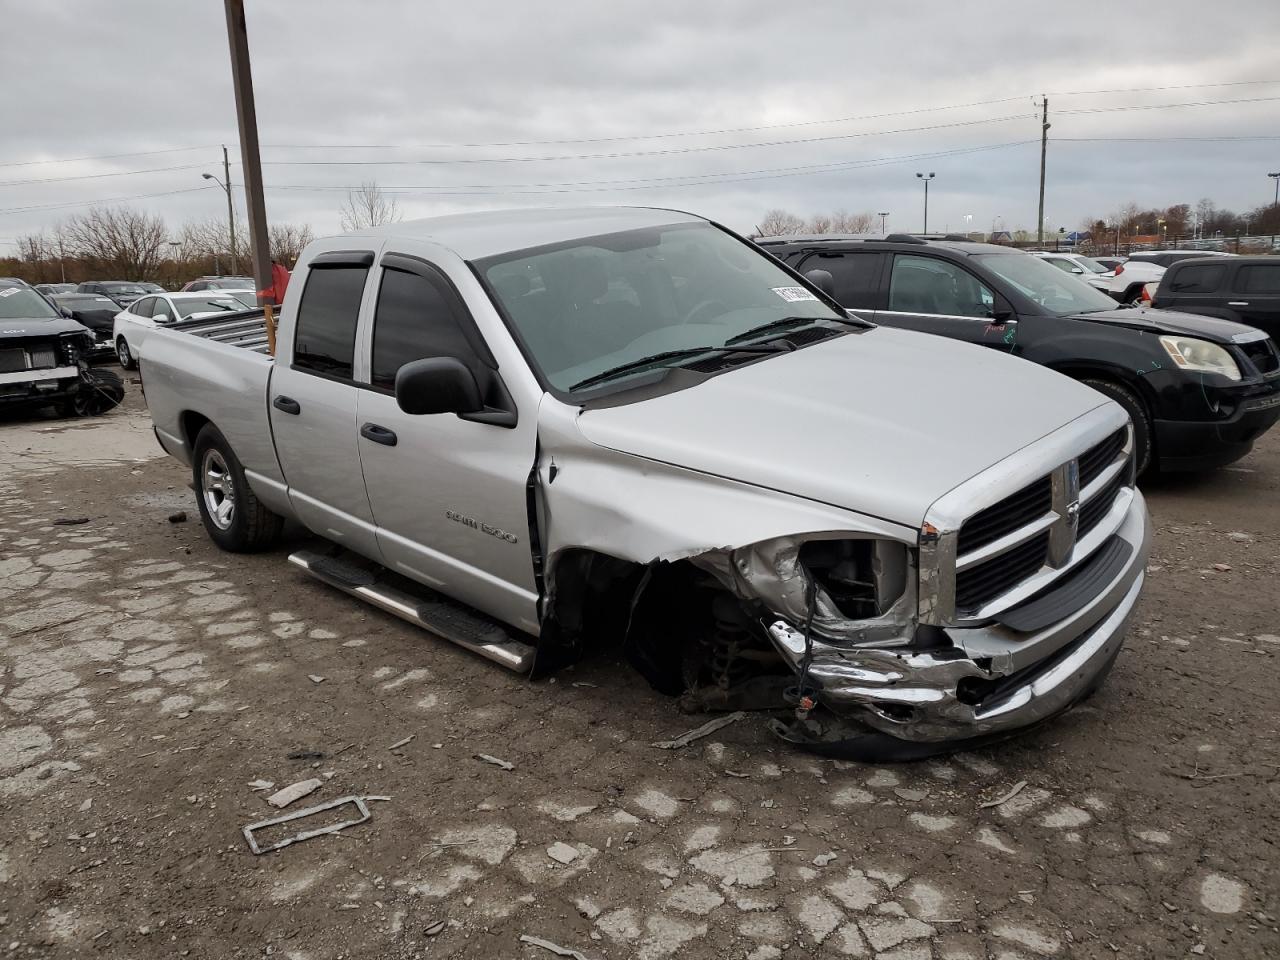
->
[0,387,1277,959]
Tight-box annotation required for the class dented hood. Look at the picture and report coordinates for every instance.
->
[576,327,1109,529]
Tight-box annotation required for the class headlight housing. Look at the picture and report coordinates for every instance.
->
[1159,335,1240,381]
[59,334,82,365]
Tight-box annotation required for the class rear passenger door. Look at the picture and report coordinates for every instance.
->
[1157,261,1229,316]
[269,250,382,559]
[794,251,884,320]
[354,252,540,634]
[1230,263,1280,342]
[877,254,1015,351]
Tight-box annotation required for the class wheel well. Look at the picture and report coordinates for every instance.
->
[180,411,212,448]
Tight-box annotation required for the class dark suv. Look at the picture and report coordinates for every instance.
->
[1151,256,1280,344]
[760,235,1280,474]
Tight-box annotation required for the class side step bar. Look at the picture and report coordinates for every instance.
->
[287,549,536,674]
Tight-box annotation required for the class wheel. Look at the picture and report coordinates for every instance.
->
[191,424,284,552]
[1080,378,1153,477]
[116,336,136,370]
[1120,284,1145,304]
[59,368,124,417]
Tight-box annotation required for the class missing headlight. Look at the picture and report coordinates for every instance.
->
[799,540,879,619]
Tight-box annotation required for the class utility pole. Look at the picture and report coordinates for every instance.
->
[1269,172,1280,251]
[916,172,935,234]
[222,0,275,353]
[1037,96,1049,247]
[223,145,237,275]
[878,212,889,233]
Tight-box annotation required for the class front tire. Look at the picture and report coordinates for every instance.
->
[116,336,136,370]
[1080,377,1153,477]
[191,424,283,552]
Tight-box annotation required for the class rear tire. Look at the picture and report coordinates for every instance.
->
[1080,377,1153,477]
[191,424,283,552]
[116,337,136,370]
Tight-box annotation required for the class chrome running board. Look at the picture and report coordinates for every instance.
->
[288,549,536,674]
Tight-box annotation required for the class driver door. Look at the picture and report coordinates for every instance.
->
[876,253,1016,352]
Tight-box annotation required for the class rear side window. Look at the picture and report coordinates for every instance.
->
[293,265,368,379]
[370,266,480,390]
[1237,264,1280,294]
[1168,263,1225,294]
[130,297,156,318]
[804,252,882,306]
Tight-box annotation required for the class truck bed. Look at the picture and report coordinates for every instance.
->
[169,308,272,353]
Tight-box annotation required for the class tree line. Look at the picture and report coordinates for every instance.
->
[2,181,403,286]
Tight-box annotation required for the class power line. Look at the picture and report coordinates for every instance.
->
[0,162,211,188]
[1048,78,1280,97]
[259,114,1037,167]
[0,185,217,217]
[1054,135,1280,142]
[263,141,1036,196]
[1055,95,1280,116]
[0,145,220,170]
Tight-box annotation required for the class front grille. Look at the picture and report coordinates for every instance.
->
[955,531,1050,613]
[957,476,1052,554]
[1239,338,1279,376]
[0,343,57,372]
[30,346,56,369]
[1079,428,1126,487]
[1079,469,1126,538]
[0,348,24,373]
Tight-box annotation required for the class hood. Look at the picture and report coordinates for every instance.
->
[0,316,93,338]
[576,326,1108,529]
[63,308,117,331]
[1069,306,1257,342]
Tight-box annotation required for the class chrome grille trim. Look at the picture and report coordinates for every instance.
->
[919,404,1132,626]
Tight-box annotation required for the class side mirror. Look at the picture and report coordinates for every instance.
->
[395,356,484,416]
[803,268,835,297]
[59,307,74,319]
[1070,266,1084,274]
[153,312,170,323]
[991,296,1016,323]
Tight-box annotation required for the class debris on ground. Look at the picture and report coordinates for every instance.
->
[167,511,187,523]
[242,796,373,854]
[1212,563,1232,572]
[812,852,837,866]
[248,779,275,792]
[308,674,326,684]
[287,750,325,761]
[651,711,746,749]
[546,842,580,865]
[1226,531,1253,543]
[424,920,446,937]
[266,778,323,809]
[979,779,1028,809]
[52,517,90,525]
[475,753,514,771]
[519,934,595,960]
[388,735,415,750]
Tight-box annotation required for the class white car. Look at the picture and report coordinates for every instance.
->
[1031,252,1114,292]
[113,290,254,369]
[1104,250,1235,304]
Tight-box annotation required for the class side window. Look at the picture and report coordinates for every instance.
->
[1237,264,1280,295]
[888,255,994,318]
[153,298,176,320]
[293,265,368,379]
[131,297,155,318]
[804,252,882,307]
[370,266,481,390]
[1046,258,1075,274]
[1168,264,1225,294]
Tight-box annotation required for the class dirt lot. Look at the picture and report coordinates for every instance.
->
[1,377,1277,960]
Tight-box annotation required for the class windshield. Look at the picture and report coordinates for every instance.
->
[1073,256,1108,274]
[209,277,253,289]
[103,284,146,296]
[477,222,842,392]
[974,253,1118,316]
[0,285,61,319]
[176,296,249,318]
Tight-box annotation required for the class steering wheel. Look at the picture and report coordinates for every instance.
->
[683,299,730,325]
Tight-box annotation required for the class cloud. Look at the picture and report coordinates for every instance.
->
[2,0,1278,248]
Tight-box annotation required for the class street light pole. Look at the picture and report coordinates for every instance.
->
[878,212,889,233]
[916,172,935,234]
[1269,172,1280,250]
[200,166,237,276]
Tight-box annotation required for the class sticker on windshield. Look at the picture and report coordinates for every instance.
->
[771,286,818,303]
[0,287,20,298]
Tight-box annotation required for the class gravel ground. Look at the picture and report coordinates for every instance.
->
[1,377,1277,960]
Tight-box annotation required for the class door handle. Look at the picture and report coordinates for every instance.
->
[360,422,398,447]
[1227,301,1249,307]
[273,395,301,415]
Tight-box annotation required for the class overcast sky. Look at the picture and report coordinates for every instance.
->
[2,0,1279,252]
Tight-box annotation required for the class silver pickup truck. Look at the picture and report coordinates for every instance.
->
[140,207,1150,757]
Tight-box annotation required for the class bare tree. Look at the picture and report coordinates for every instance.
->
[830,210,876,233]
[806,213,833,234]
[339,181,401,231]
[177,217,246,268]
[757,208,806,237]
[268,222,316,264]
[60,206,168,280]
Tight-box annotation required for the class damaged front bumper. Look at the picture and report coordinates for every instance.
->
[765,490,1150,744]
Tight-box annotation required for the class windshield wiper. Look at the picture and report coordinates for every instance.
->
[569,343,789,392]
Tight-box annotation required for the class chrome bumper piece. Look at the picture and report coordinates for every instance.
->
[766,490,1150,743]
